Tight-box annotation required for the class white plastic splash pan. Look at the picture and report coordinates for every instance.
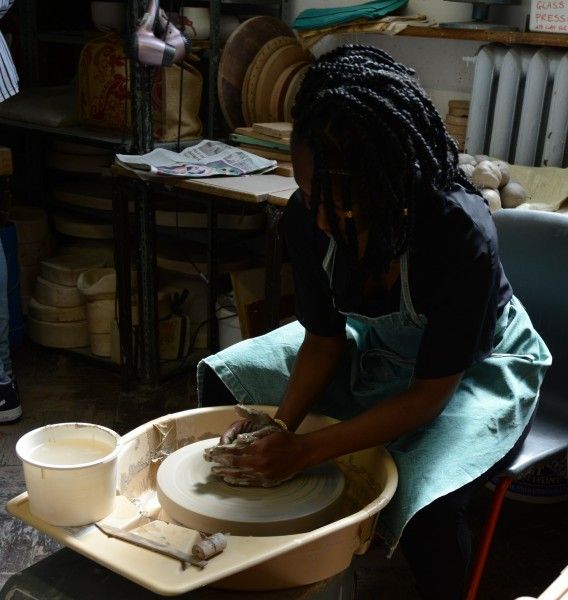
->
[7,406,397,595]
[15,422,121,526]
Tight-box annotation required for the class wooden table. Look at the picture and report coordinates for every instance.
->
[111,165,296,388]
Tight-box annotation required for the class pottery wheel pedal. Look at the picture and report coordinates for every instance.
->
[157,438,346,536]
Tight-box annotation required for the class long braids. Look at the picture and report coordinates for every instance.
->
[292,44,466,273]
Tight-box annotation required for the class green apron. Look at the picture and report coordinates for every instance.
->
[198,239,551,552]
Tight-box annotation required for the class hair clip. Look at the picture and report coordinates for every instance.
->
[344,210,354,219]
[402,207,409,217]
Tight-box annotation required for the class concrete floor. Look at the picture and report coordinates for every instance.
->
[0,342,566,599]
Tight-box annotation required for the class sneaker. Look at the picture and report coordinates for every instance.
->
[0,376,22,424]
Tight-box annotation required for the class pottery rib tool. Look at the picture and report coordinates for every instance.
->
[95,522,208,569]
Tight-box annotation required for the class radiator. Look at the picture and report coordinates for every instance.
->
[465,44,568,167]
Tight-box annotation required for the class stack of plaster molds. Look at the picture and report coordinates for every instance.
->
[27,254,106,349]
[10,206,52,316]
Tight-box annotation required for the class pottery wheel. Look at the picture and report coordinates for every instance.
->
[156,438,345,536]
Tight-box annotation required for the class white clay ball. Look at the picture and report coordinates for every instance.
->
[474,154,490,164]
[492,160,511,188]
[458,153,476,166]
[481,188,502,213]
[459,163,475,179]
[472,160,502,190]
[500,180,528,208]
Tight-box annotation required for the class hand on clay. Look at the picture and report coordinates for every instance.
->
[204,426,309,488]
[219,404,284,445]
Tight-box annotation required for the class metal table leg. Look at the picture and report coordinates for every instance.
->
[112,179,135,391]
[207,197,219,351]
[134,181,159,386]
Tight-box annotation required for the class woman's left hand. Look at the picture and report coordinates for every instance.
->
[205,430,310,487]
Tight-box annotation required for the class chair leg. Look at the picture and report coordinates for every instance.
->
[465,476,514,600]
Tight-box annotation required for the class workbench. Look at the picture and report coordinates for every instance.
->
[111,165,297,389]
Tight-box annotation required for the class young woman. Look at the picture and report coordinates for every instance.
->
[198,45,551,599]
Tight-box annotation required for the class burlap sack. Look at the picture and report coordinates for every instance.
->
[78,33,202,141]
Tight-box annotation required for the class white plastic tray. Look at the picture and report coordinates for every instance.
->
[7,406,397,596]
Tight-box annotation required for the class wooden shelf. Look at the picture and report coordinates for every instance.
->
[37,31,107,46]
[397,26,568,48]
[0,117,129,148]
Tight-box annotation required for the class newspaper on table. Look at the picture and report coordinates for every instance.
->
[115,139,277,178]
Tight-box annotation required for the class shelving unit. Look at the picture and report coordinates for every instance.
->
[397,26,568,48]
[6,2,567,388]
[1,1,292,387]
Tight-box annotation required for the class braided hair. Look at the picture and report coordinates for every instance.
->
[292,44,470,274]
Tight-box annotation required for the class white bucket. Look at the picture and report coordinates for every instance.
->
[15,422,121,526]
[216,292,242,350]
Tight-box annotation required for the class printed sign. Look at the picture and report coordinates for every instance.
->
[530,0,568,32]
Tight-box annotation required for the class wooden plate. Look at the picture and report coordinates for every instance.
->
[243,36,297,126]
[156,438,345,536]
[217,16,295,130]
[270,61,310,122]
[255,44,312,124]
[283,64,310,123]
[241,62,254,128]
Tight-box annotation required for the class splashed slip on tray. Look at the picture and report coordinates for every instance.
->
[7,406,397,596]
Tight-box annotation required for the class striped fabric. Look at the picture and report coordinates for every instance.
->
[0,0,18,101]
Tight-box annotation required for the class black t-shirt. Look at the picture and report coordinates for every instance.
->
[282,185,513,379]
